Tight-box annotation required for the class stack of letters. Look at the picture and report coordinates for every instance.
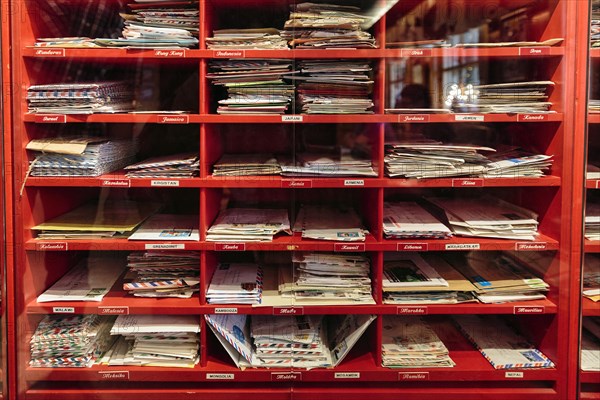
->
[207,263,263,304]
[382,317,455,368]
[123,251,200,298]
[30,315,115,368]
[293,205,369,241]
[585,202,600,241]
[280,153,376,177]
[592,0,600,47]
[383,202,452,239]
[213,154,281,176]
[582,318,600,371]
[583,254,600,302]
[125,153,199,178]
[206,28,287,49]
[206,208,292,242]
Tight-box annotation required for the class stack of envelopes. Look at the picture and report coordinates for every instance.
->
[208,59,296,114]
[30,315,116,368]
[449,81,555,113]
[206,28,288,49]
[382,253,477,304]
[206,208,292,242]
[207,263,263,304]
[279,153,377,177]
[582,318,600,371]
[125,153,199,178]
[583,254,600,302]
[425,196,539,241]
[385,141,494,179]
[293,205,369,241]
[483,147,554,178]
[27,137,137,177]
[104,315,200,368]
[212,154,281,176]
[278,252,373,304]
[454,315,554,369]
[383,202,452,239]
[592,0,600,47]
[291,60,374,114]
[445,252,549,304]
[382,317,455,368]
[123,251,200,298]
[282,3,376,49]
[27,81,135,114]
[585,202,600,241]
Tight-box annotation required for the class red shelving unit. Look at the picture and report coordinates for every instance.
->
[6,0,589,399]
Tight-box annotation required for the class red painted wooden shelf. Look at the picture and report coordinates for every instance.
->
[586,179,600,189]
[581,371,600,384]
[22,113,202,124]
[589,114,600,124]
[591,48,600,58]
[582,298,600,316]
[25,239,203,252]
[584,240,600,253]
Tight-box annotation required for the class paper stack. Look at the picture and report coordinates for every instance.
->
[587,164,600,179]
[282,3,377,49]
[95,1,199,48]
[592,0,600,47]
[27,137,137,177]
[279,252,373,304]
[384,141,494,179]
[212,154,281,177]
[30,315,116,368]
[454,315,555,369]
[445,252,549,304]
[280,153,377,177]
[426,196,539,241]
[382,317,455,368]
[104,315,200,368]
[583,254,600,302]
[34,37,99,48]
[383,202,452,239]
[585,202,600,241]
[448,81,555,113]
[206,208,292,242]
[125,152,199,178]
[27,81,135,114]
[32,200,161,240]
[124,251,200,298]
[582,318,600,371]
[37,254,125,302]
[205,313,375,369]
[291,60,374,114]
[128,214,199,241]
[206,28,287,49]
[484,148,554,178]
[207,263,263,304]
[382,253,477,304]
[589,99,600,113]
[293,205,369,241]
[208,59,296,115]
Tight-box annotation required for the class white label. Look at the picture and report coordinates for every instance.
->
[215,307,238,314]
[455,115,484,122]
[445,243,480,250]
[282,115,303,122]
[145,243,185,250]
[53,307,75,313]
[151,180,180,187]
[344,180,364,186]
[206,373,235,380]
[334,372,360,379]
[505,372,524,378]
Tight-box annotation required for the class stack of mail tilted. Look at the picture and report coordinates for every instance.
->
[279,153,376,177]
[37,254,125,303]
[96,1,199,48]
[592,0,600,47]
[293,205,369,241]
[582,318,600,371]
[124,251,200,298]
[206,208,292,242]
[279,252,373,304]
[208,59,296,114]
[207,263,263,304]
[445,252,549,303]
[382,254,477,304]
[125,153,199,178]
[426,196,539,241]
[382,317,455,368]
[383,202,452,239]
[104,315,200,368]
[282,3,377,49]
[585,202,600,241]
[384,141,494,179]
[454,315,554,369]
[206,28,288,49]
[30,315,116,368]
[291,60,374,114]
[27,137,137,177]
[212,154,281,176]
[27,81,135,114]
[484,148,554,178]
[583,254,600,302]
[448,81,555,113]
